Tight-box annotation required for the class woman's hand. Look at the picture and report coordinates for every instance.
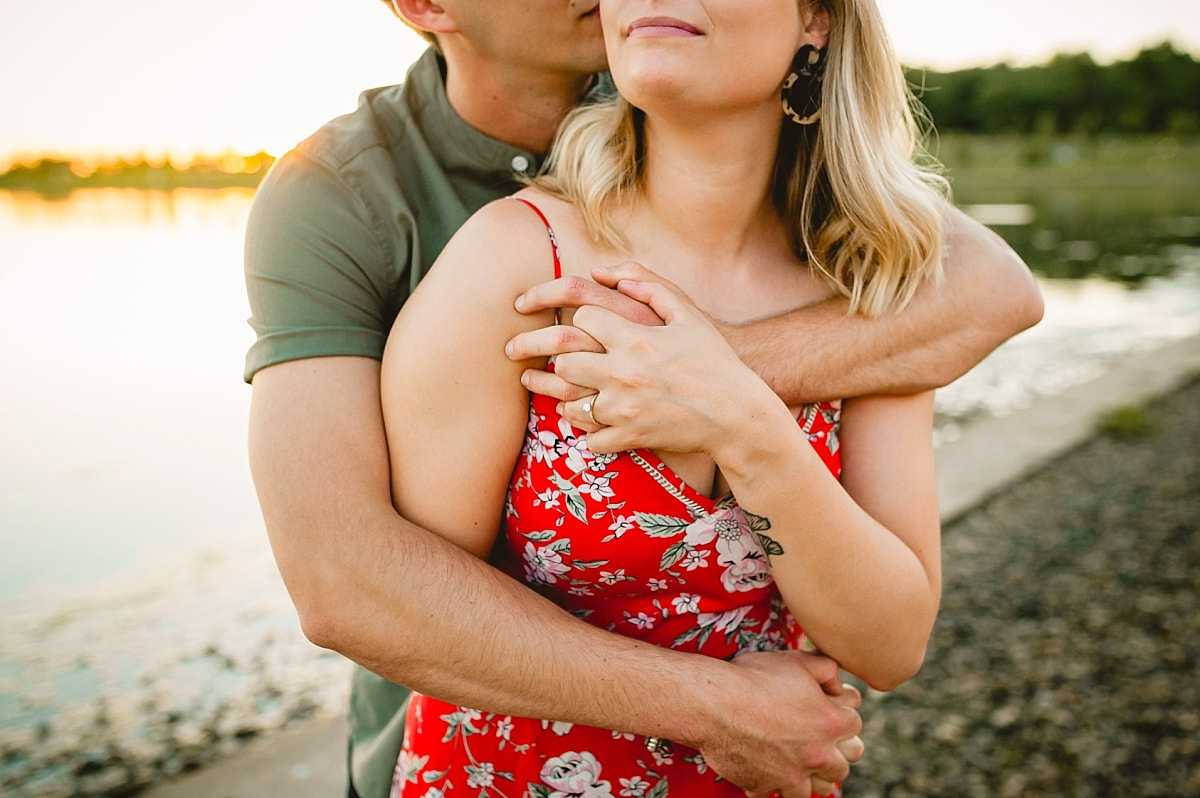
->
[508,262,665,403]
[547,270,786,457]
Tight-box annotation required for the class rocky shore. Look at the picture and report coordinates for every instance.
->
[0,540,353,798]
[849,375,1200,797]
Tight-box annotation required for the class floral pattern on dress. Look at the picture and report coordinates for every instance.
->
[394,393,842,797]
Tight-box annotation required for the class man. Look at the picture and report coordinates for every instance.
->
[244,2,1044,797]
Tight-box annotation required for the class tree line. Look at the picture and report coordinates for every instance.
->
[0,153,275,193]
[910,41,1200,136]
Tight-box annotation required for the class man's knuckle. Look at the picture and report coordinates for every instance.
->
[552,327,575,349]
[563,275,590,300]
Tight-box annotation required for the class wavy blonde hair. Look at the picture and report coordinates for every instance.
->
[536,0,948,317]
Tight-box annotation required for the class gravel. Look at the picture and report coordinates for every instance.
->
[847,376,1200,797]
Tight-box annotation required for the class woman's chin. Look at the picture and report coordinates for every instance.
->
[612,69,693,111]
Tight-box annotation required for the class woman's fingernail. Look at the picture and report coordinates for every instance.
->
[505,340,514,358]
[520,372,529,387]
[514,294,525,311]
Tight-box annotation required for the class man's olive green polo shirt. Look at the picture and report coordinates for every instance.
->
[244,48,609,798]
[245,47,544,382]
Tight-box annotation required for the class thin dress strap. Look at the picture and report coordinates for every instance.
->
[509,197,563,323]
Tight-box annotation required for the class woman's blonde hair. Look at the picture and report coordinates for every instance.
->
[535,0,948,317]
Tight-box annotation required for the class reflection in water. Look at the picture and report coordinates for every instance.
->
[0,188,262,601]
[940,183,1200,440]
[958,183,1200,283]
[0,187,256,230]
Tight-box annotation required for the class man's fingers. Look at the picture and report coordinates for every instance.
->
[520,369,595,403]
[515,275,663,327]
[506,324,603,362]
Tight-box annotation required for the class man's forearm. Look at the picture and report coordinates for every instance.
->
[727,205,1044,404]
[302,504,727,744]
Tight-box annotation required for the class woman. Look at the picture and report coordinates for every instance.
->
[382,0,943,795]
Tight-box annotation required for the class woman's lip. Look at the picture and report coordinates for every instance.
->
[627,16,702,36]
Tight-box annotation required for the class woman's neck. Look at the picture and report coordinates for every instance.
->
[630,106,786,268]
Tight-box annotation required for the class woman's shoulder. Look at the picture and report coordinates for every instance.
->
[429,190,573,294]
[443,187,617,289]
[466,187,577,237]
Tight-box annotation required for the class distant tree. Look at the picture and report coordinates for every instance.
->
[908,41,1200,136]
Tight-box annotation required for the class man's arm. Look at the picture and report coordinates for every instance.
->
[248,355,862,796]
[723,204,1043,402]
[508,203,1043,404]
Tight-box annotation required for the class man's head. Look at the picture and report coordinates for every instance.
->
[389,0,607,79]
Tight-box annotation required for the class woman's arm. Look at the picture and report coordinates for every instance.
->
[713,392,941,691]
[381,199,556,558]
[556,280,941,691]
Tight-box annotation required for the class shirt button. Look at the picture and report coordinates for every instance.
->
[511,155,530,173]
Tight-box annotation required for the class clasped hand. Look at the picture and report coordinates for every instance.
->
[508,262,777,458]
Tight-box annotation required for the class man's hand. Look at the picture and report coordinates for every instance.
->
[698,651,865,798]
[509,262,667,401]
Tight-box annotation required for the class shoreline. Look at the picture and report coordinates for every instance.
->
[4,334,1198,798]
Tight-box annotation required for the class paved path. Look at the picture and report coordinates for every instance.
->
[143,334,1200,798]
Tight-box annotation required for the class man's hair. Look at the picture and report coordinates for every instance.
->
[536,0,948,318]
[378,0,439,47]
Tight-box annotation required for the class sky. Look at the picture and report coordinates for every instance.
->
[0,0,1197,163]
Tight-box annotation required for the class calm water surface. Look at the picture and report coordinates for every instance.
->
[0,185,1198,600]
[0,189,262,599]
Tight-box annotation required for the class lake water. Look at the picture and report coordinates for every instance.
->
[0,189,263,600]
[0,183,1198,793]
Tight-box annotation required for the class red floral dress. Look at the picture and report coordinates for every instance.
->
[392,201,843,798]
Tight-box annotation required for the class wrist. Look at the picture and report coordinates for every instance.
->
[712,316,745,358]
[709,386,797,478]
[657,654,744,749]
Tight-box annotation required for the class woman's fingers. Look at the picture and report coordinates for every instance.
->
[811,777,837,796]
[611,278,694,327]
[837,733,866,763]
[591,260,685,298]
[559,394,605,435]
